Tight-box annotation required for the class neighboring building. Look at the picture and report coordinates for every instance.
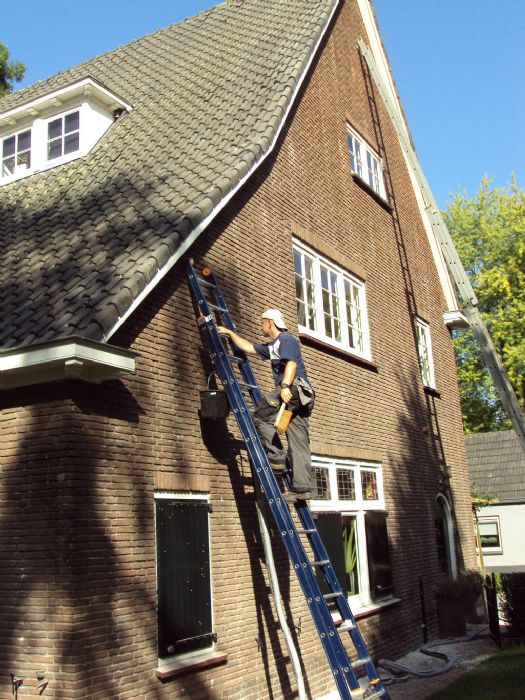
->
[0,1,476,698]
[466,431,525,573]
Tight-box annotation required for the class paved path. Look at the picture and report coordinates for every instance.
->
[383,629,498,700]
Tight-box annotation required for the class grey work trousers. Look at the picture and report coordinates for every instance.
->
[252,389,312,493]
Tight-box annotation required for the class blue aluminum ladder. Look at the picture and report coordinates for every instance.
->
[187,260,390,700]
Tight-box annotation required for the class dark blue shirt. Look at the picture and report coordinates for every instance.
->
[254,332,309,387]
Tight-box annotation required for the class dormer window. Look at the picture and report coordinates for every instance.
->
[2,128,31,177]
[48,111,80,160]
[0,77,131,185]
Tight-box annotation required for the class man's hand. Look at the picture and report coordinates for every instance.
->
[280,386,292,403]
[215,327,256,354]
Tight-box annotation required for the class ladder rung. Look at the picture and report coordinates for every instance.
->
[350,690,385,700]
[195,276,217,288]
[208,302,228,313]
[323,592,343,601]
[311,559,330,567]
[226,355,244,363]
[351,657,371,670]
[338,619,355,632]
[238,381,258,390]
[296,528,316,535]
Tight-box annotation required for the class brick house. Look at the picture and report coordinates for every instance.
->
[0,1,476,698]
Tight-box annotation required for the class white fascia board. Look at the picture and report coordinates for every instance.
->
[356,0,459,312]
[105,0,341,342]
[0,77,132,128]
[0,337,136,390]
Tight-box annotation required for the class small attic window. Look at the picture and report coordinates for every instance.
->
[0,77,131,185]
[48,110,80,160]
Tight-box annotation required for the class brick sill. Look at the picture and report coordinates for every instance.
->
[424,385,441,399]
[298,333,379,372]
[156,650,228,679]
[352,173,392,212]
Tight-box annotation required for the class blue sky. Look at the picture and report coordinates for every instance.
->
[1,0,522,207]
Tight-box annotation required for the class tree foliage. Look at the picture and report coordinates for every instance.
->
[444,177,525,433]
[0,41,25,97]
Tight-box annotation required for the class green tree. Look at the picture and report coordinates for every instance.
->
[444,177,525,433]
[0,41,25,97]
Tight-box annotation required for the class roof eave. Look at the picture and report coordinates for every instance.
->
[0,337,136,390]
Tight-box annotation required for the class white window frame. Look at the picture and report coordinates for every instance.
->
[347,125,386,199]
[293,239,371,359]
[1,126,32,179]
[311,456,386,609]
[478,516,503,555]
[415,317,435,388]
[154,492,215,661]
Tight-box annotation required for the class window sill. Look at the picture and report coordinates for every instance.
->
[423,385,441,398]
[352,173,392,212]
[298,333,378,371]
[334,597,400,625]
[155,649,228,679]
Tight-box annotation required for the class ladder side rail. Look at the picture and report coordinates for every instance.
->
[289,477,387,693]
[188,264,264,406]
[464,305,525,449]
[358,39,525,454]
[357,39,477,307]
[196,315,363,698]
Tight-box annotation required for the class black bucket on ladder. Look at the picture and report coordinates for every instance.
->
[200,373,230,419]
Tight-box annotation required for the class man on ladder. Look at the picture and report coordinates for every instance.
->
[218,308,315,502]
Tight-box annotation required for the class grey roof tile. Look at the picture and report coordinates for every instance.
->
[0,0,337,348]
[465,431,525,502]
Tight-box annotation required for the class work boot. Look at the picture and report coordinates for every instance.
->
[284,490,311,504]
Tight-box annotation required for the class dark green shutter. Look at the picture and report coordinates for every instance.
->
[365,511,393,600]
[156,499,213,657]
[314,512,348,598]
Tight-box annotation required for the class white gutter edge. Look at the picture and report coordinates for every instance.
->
[356,0,459,312]
[104,0,341,343]
[0,337,136,389]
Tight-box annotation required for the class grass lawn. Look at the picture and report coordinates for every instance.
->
[428,645,525,700]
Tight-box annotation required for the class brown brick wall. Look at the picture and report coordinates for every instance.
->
[0,2,476,698]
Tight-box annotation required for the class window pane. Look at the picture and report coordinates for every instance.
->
[2,156,15,176]
[342,515,360,596]
[64,132,80,154]
[156,499,213,657]
[48,118,63,140]
[345,280,364,352]
[336,468,355,500]
[479,522,500,548]
[312,466,330,500]
[65,110,79,133]
[294,250,302,275]
[365,511,393,600]
[17,130,31,152]
[315,513,348,599]
[48,139,62,160]
[361,471,378,500]
[3,136,15,158]
[17,151,31,168]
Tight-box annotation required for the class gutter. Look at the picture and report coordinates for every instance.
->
[0,336,136,390]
